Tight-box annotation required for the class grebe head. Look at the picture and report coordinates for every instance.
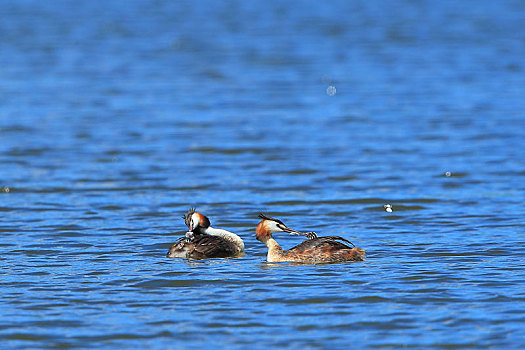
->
[183,208,211,232]
[255,214,304,241]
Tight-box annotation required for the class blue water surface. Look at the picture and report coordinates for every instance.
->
[1,0,525,349]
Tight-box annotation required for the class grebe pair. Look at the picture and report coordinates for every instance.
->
[167,209,365,263]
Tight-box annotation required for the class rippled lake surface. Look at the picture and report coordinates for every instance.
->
[2,0,525,348]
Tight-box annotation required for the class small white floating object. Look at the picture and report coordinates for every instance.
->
[326,85,337,96]
[445,171,451,177]
[384,204,393,212]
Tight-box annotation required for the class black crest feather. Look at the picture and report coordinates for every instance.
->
[258,213,285,226]
[183,208,196,227]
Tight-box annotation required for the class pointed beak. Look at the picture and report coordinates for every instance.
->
[278,224,306,235]
[277,224,317,239]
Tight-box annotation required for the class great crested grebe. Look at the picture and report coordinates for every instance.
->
[255,214,365,263]
[166,208,244,259]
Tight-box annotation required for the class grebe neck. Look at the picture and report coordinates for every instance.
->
[202,226,244,253]
[264,237,284,262]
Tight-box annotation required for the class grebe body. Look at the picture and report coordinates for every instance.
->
[255,214,365,263]
[167,209,244,259]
